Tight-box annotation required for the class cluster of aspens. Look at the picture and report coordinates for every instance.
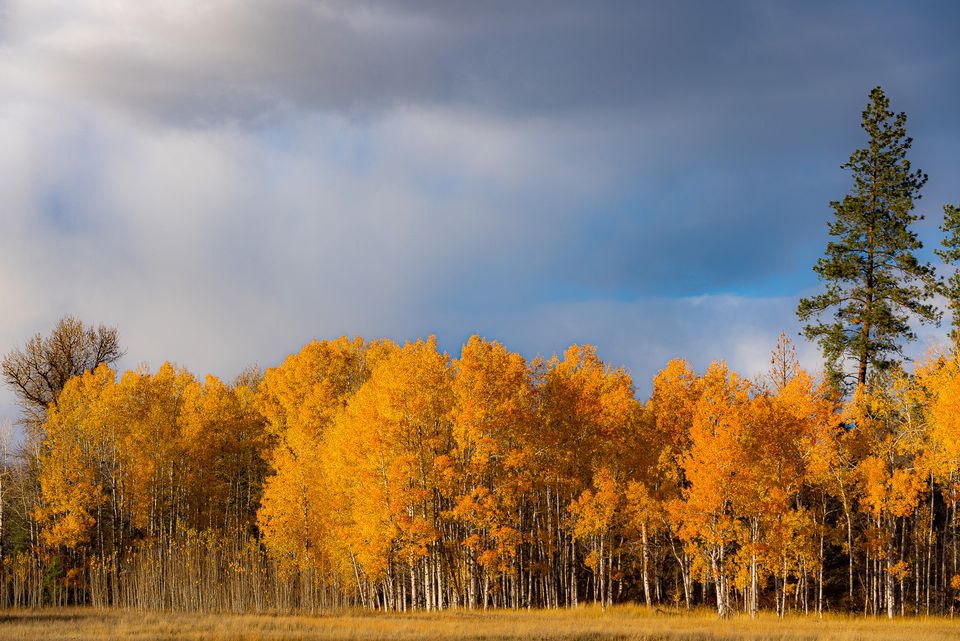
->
[3,329,960,618]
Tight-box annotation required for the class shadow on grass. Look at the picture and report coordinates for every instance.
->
[0,612,88,624]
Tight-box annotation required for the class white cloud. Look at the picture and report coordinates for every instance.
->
[0,95,819,422]
[0,96,625,423]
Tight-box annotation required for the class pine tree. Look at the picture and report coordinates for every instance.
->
[797,86,938,390]
[937,203,960,346]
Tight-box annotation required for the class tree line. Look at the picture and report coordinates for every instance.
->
[1,326,960,617]
[0,86,958,617]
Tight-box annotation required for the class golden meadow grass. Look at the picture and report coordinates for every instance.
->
[2,606,960,641]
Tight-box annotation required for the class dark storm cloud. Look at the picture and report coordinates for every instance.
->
[8,2,959,124]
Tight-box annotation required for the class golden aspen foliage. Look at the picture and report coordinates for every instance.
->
[450,336,534,583]
[670,361,751,617]
[115,363,196,535]
[915,355,960,481]
[569,467,621,568]
[35,365,117,550]
[37,362,270,556]
[256,337,391,574]
[846,373,926,522]
[22,330,960,615]
[178,375,270,532]
[844,371,928,617]
[648,359,701,487]
[325,337,453,584]
[538,345,641,487]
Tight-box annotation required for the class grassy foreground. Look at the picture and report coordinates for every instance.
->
[2,605,960,641]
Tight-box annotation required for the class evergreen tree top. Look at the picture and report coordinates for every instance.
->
[797,86,939,392]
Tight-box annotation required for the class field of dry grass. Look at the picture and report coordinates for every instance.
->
[2,605,960,641]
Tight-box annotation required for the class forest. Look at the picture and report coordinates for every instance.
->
[0,90,959,623]
[0,324,957,620]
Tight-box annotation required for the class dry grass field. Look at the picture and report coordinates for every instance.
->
[1,606,960,641]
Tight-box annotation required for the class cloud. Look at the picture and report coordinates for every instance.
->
[0,100,607,375]
[0,1,958,428]
[0,99,811,406]
[3,1,957,125]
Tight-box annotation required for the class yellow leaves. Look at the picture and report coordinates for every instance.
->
[888,468,926,517]
[46,329,954,611]
[683,361,748,517]
[569,467,621,542]
[914,354,960,482]
[584,550,601,572]
[36,364,116,551]
[321,337,453,579]
[257,336,388,438]
[448,336,535,572]
[452,336,533,475]
[256,336,393,575]
[177,373,270,530]
[857,454,927,519]
[859,456,889,514]
[477,549,500,570]
[37,359,272,554]
[649,361,700,489]
[538,344,642,489]
[833,367,933,522]
[624,480,658,522]
[659,351,841,589]
[35,461,99,550]
[554,345,636,445]
[889,560,911,580]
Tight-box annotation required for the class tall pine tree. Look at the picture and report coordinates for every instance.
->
[937,203,960,346]
[797,87,938,390]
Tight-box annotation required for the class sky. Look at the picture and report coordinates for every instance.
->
[1,1,959,423]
